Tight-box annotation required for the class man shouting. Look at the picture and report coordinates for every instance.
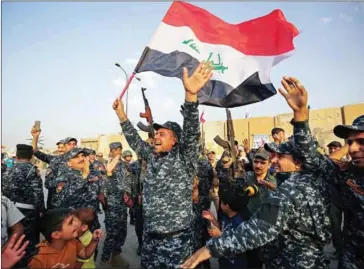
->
[112,61,213,268]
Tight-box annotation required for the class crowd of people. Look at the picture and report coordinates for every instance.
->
[1,62,363,269]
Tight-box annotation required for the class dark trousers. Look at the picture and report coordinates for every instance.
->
[330,203,343,254]
[46,188,56,209]
[135,203,143,246]
[246,249,263,269]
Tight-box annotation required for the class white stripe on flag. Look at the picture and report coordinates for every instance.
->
[148,22,294,88]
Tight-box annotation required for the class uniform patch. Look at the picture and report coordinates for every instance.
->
[256,202,280,226]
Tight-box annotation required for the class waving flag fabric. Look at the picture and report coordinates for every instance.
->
[135,1,299,108]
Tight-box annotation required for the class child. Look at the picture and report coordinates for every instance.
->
[202,186,249,268]
[74,208,97,269]
[28,208,103,269]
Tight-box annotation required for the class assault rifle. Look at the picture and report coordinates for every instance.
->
[213,108,238,180]
[136,87,155,139]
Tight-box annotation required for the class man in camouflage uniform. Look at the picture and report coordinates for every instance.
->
[279,76,364,268]
[182,77,333,269]
[89,149,106,174]
[31,126,78,209]
[112,61,212,268]
[122,150,136,225]
[2,144,45,267]
[52,148,101,230]
[100,142,133,268]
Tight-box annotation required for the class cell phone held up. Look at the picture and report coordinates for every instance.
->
[34,121,41,131]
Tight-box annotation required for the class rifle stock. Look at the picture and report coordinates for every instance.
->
[137,121,151,133]
[213,135,229,149]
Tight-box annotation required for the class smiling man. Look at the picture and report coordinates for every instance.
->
[181,77,332,269]
[280,76,364,269]
[112,61,212,268]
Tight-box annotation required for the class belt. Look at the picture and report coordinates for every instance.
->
[147,228,188,240]
[15,202,35,210]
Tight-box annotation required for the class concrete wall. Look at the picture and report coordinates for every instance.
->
[80,103,363,158]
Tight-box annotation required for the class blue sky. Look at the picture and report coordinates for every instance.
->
[2,1,364,150]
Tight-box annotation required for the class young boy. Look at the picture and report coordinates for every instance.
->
[202,186,249,268]
[28,208,104,269]
[74,208,97,269]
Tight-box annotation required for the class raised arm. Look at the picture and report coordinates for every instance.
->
[112,100,153,161]
[180,61,213,167]
[279,77,337,178]
[31,126,54,164]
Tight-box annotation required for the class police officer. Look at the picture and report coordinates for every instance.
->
[279,76,364,269]
[122,150,136,225]
[2,144,45,267]
[112,61,212,268]
[100,142,133,268]
[182,137,332,268]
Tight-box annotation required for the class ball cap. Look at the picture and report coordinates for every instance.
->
[109,142,122,149]
[327,141,342,148]
[64,137,78,144]
[153,121,182,142]
[65,148,87,160]
[334,115,364,139]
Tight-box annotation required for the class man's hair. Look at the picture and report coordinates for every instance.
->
[271,128,285,136]
[74,208,95,228]
[220,186,249,213]
[41,208,73,242]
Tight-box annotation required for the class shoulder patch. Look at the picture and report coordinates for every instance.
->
[46,168,53,176]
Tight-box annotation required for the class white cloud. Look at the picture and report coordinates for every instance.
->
[340,12,353,22]
[320,17,332,24]
[124,58,139,65]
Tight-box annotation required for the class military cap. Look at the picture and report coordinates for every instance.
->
[56,140,65,146]
[82,148,94,156]
[334,115,364,139]
[109,142,122,149]
[327,141,342,148]
[16,144,33,153]
[153,121,182,142]
[264,140,300,159]
[65,148,87,160]
[89,150,96,155]
[122,150,132,157]
[64,137,78,144]
[254,150,271,160]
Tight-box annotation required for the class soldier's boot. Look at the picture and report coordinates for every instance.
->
[111,253,130,268]
[98,260,113,268]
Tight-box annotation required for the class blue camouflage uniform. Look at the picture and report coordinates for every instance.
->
[205,140,332,269]
[292,116,364,269]
[120,101,200,269]
[34,150,66,209]
[2,145,45,267]
[52,148,101,232]
[101,142,133,263]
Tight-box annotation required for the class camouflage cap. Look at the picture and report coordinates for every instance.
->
[109,142,122,149]
[327,141,342,148]
[264,140,299,157]
[334,115,364,139]
[64,137,78,144]
[254,150,271,160]
[56,140,65,146]
[122,150,132,157]
[65,148,87,160]
[153,121,182,142]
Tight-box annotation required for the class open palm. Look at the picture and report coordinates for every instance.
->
[279,76,308,112]
[183,61,213,95]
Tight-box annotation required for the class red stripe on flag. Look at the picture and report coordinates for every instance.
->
[162,2,299,56]
[200,111,206,123]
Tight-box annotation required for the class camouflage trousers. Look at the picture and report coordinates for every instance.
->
[15,208,40,268]
[101,203,127,262]
[141,228,192,269]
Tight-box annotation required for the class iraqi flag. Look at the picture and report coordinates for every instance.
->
[134,1,299,108]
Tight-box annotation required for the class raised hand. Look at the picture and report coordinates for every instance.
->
[112,98,127,122]
[183,61,213,96]
[1,234,29,269]
[31,126,41,138]
[279,76,308,112]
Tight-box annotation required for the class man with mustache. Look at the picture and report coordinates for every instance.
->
[283,76,364,269]
[112,61,212,268]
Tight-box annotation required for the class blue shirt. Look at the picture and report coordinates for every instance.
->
[218,213,247,268]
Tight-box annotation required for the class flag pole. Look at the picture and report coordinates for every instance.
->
[119,47,150,99]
